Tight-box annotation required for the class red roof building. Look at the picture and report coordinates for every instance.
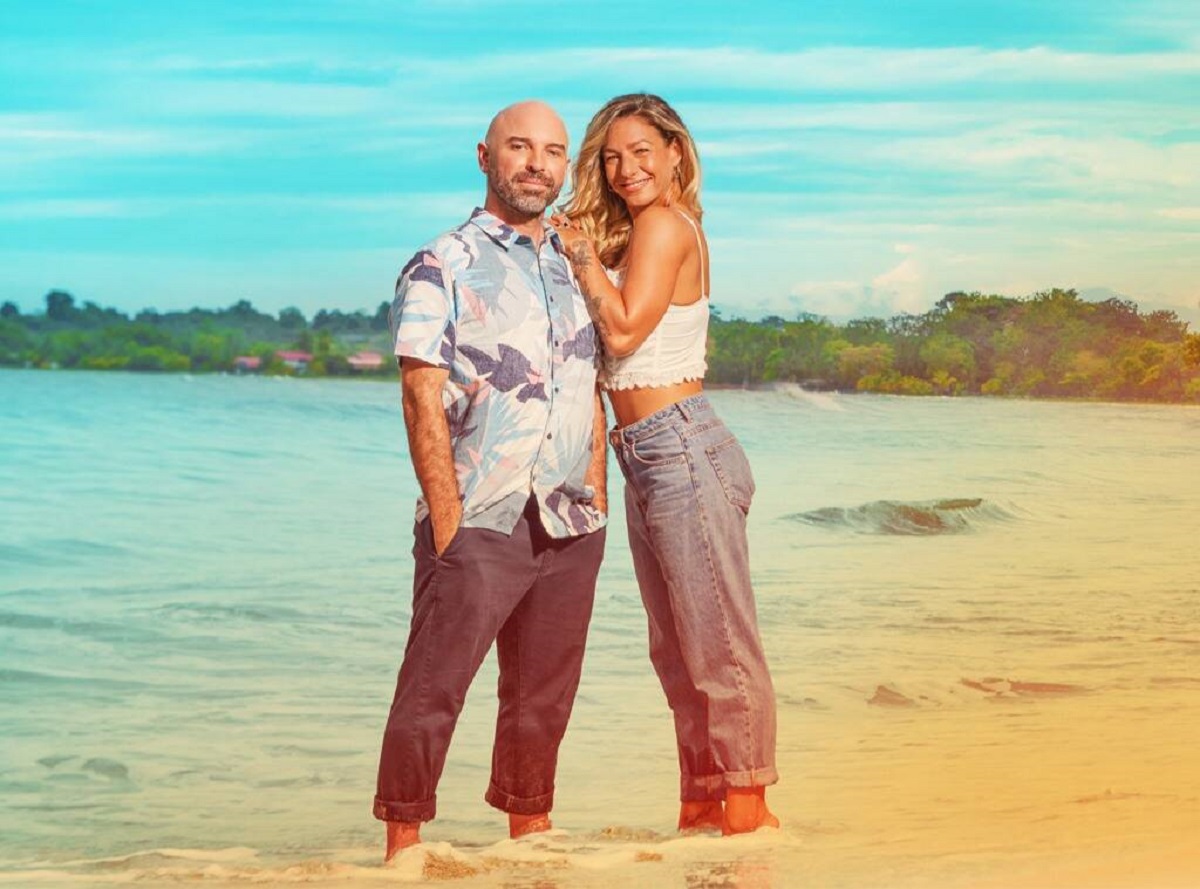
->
[347,351,385,372]
[275,350,313,372]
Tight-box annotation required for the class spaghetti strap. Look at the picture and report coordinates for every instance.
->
[675,210,708,299]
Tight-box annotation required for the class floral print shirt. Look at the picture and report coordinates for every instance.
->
[390,208,605,538]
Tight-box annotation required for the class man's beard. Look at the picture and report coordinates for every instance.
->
[489,165,561,216]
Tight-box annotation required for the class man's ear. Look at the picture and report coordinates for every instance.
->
[476,142,489,175]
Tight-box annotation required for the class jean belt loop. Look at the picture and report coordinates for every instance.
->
[676,398,692,423]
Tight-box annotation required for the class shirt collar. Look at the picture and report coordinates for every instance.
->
[469,207,563,253]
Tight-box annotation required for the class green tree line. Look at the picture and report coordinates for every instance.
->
[708,289,1200,402]
[0,292,394,377]
[3,288,1199,401]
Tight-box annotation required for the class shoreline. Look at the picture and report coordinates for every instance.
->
[5,365,1199,408]
[4,832,1196,889]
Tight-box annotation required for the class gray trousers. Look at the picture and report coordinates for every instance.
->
[374,497,605,822]
[611,394,778,802]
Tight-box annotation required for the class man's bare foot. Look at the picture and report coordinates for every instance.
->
[723,787,779,835]
[678,800,724,831]
[509,812,552,839]
[384,820,422,861]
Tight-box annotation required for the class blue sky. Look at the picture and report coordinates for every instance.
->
[2,0,1198,322]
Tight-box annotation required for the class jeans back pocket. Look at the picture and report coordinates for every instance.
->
[706,437,755,512]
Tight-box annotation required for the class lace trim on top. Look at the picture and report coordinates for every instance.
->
[602,363,707,390]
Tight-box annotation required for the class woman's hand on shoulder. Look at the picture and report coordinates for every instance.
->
[549,213,590,251]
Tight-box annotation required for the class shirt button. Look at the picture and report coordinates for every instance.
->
[554,340,560,347]
[546,433,553,440]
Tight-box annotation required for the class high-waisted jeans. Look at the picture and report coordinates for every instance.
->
[610,394,778,801]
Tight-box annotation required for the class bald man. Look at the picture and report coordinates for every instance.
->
[374,101,608,858]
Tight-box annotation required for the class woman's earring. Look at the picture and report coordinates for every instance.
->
[664,165,681,206]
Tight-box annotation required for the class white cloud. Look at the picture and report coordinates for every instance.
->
[126,80,388,118]
[0,199,154,220]
[0,246,403,316]
[67,40,1200,96]
[0,192,477,221]
[783,251,933,320]
[892,129,1200,189]
[1158,207,1200,220]
[872,256,928,315]
[386,45,1200,95]
[0,113,247,166]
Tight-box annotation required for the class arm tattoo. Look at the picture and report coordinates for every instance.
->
[567,241,594,278]
[567,241,613,342]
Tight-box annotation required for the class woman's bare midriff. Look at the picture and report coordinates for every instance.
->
[606,379,705,428]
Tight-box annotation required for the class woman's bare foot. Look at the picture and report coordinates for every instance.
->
[508,812,552,839]
[722,787,779,835]
[384,821,422,861]
[678,800,724,831]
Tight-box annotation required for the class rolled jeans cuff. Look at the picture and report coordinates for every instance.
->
[485,782,554,815]
[725,765,779,789]
[373,794,436,823]
[681,766,780,801]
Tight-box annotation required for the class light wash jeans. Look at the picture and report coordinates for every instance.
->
[610,394,778,801]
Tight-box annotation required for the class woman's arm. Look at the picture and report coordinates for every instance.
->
[562,206,691,357]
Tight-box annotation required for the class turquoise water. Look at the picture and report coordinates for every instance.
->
[1,369,1197,888]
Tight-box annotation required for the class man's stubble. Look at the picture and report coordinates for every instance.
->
[488,161,562,217]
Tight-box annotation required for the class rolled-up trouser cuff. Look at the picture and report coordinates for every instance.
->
[681,771,726,802]
[485,782,554,815]
[373,795,436,823]
[681,766,779,802]
[725,765,779,789]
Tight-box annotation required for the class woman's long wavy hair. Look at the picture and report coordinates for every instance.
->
[563,93,702,268]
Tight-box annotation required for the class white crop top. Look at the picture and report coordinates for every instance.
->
[599,211,710,391]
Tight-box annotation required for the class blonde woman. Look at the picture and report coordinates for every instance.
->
[552,94,778,835]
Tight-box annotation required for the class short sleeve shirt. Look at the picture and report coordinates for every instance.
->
[390,208,606,538]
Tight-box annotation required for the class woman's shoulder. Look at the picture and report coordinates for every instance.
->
[630,205,696,242]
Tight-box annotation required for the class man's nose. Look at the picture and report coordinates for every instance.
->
[526,149,547,171]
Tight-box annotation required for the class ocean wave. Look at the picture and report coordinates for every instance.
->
[0,539,130,567]
[860,677,1088,710]
[773,383,847,411]
[0,610,164,645]
[0,668,82,687]
[0,544,57,567]
[0,832,793,886]
[154,602,308,623]
[0,668,149,693]
[786,497,1014,535]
